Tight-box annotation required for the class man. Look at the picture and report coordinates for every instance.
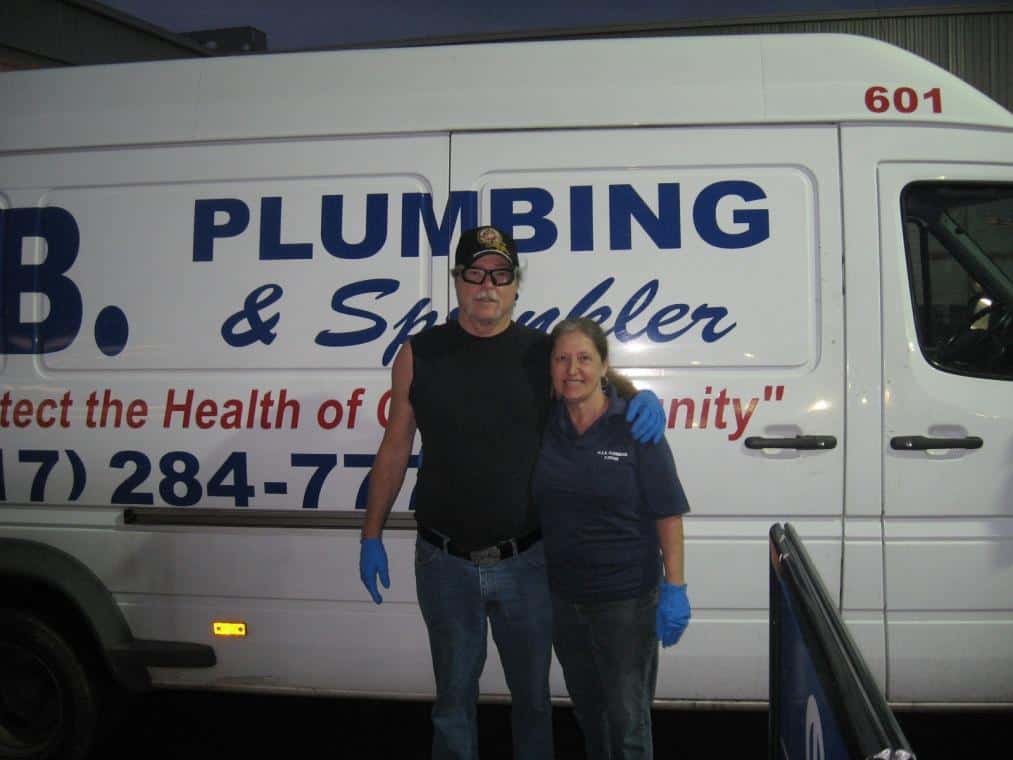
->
[359,225,663,760]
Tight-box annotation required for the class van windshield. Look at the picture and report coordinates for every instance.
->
[901,182,1013,380]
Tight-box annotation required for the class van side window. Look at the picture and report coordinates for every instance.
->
[901,183,1013,380]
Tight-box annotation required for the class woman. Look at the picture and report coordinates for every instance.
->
[533,318,691,760]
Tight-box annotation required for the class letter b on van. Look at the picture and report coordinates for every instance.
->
[1,207,83,354]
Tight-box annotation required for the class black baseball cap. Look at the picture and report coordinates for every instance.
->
[454,226,519,269]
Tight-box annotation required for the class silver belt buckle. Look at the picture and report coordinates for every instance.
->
[469,546,501,566]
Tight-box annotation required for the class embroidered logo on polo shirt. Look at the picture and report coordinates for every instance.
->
[596,449,629,463]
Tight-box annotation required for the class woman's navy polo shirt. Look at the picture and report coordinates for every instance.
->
[533,387,690,604]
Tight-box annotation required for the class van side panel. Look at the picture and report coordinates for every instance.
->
[842,125,1013,702]
[452,125,845,701]
[0,134,450,693]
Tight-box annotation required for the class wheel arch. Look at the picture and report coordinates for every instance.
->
[0,537,151,691]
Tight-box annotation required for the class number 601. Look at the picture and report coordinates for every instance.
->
[865,86,942,114]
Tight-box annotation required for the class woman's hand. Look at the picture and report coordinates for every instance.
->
[656,581,691,647]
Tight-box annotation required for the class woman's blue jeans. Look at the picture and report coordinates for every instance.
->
[552,587,660,760]
[415,536,554,760]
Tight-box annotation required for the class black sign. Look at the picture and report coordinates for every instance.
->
[769,523,915,760]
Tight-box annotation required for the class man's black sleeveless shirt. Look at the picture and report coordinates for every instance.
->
[409,320,551,552]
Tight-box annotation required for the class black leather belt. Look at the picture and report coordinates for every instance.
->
[418,526,541,566]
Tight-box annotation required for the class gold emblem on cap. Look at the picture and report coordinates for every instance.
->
[477,226,508,254]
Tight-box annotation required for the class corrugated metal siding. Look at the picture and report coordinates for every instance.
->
[668,11,1012,113]
[0,0,210,68]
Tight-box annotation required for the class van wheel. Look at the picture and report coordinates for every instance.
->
[0,609,99,760]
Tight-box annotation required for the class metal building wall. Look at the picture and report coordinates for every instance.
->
[669,10,1011,113]
[0,0,209,71]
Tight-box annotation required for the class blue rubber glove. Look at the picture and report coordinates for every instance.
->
[627,389,665,444]
[656,581,691,647]
[359,537,390,605]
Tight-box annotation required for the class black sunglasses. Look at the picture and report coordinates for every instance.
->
[457,267,517,286]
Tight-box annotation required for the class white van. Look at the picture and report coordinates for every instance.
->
[1,32,1011,758]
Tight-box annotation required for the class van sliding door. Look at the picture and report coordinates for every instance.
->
[452,127,845,702]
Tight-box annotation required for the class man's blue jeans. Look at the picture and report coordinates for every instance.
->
[415,536,554,760]
[551,587,660,760]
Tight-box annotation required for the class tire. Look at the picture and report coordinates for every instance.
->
[0,609,99,760]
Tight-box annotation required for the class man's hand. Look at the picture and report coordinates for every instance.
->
[359,537,390,604]
[627,389,665,444]
[656,581,691,647]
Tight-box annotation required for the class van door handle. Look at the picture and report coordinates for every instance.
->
[890,435,983,451]
[744,435,837,450]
